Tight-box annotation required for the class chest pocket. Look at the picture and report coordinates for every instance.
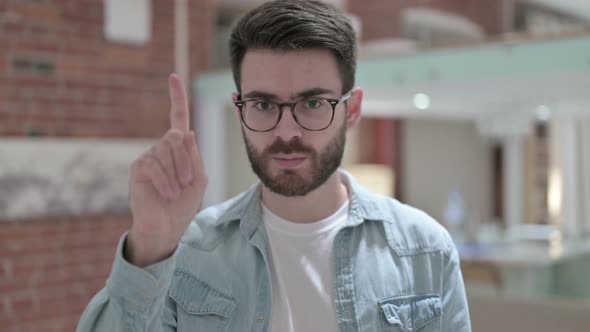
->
[378,294,441,332]
[169,270,236,331]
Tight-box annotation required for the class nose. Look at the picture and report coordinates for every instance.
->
[273,106,303,141]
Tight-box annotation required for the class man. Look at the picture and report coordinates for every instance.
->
[77,1,471,331]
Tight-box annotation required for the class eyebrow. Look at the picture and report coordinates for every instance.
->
[242,87,335,101]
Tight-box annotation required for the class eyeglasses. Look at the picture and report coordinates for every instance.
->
[234,90,352,132]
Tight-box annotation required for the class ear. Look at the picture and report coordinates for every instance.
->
[231,92,241,121]
[345,87,363,130]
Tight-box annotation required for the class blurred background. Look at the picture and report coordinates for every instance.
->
[1,0,590,331]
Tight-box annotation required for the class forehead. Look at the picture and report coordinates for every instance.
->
[240,49,342,98]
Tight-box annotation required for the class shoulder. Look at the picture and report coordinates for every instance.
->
[387,198,453,255]
[179,189,251,250]
[354,188,454,256]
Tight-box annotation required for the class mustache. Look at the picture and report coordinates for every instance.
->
[264,139,315,156]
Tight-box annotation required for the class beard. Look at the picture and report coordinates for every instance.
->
[243,123,346,197]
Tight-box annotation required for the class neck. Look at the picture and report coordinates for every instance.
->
[261,171,349,223]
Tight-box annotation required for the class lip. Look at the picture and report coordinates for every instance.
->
[272,155,306,168]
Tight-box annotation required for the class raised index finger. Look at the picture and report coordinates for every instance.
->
[168,73,189,132]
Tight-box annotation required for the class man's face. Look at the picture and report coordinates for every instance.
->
[237,49,349,197]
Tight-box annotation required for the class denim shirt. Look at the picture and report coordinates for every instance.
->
[77,171,471,332]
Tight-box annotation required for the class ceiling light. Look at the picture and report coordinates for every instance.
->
[535,105,551,122]
[413,93,430,110]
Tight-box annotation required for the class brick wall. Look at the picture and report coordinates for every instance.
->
[0,215,130,332]
[0,0,214,331]
[0,0,214,138]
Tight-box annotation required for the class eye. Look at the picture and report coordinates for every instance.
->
[253,101,276,111]
[302,99,323,109]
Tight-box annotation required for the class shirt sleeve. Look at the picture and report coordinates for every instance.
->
[441,236,472,332]
[76,232,178,332]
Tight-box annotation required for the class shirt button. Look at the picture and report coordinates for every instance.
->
[257,313,265,322]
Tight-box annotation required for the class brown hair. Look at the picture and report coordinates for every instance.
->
[229,0,357,94]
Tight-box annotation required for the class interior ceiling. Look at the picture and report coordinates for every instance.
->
[362,71,590,121]
[215,0,590,21]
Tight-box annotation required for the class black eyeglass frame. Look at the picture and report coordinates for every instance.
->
[234,90,353,132]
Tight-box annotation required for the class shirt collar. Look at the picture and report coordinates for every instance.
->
[214,169,395,240]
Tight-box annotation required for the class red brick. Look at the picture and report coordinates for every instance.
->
[0,214,130,330]
[12,3,60,25]
[8,290,40,314]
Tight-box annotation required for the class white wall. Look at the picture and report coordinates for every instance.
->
[402,119,493,227]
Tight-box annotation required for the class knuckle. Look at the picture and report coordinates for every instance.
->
[155,139,168,152]
[133,153,152,170]
[161,139,179,157]
[142,155,157,169]
[153,144,172,167]
[131,158,142,170]
[167,129,184,142]
[160,139,173,152]
[147,145,161,160]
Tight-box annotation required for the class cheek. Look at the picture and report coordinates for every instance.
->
[245,132,271,150]
[305,133,332,152]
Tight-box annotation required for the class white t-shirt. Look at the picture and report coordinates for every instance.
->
[262,201,349,332]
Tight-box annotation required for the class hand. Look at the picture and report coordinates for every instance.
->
[126,73,207,267]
